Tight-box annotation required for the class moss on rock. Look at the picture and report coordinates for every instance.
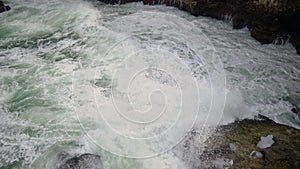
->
[198,116,300,168]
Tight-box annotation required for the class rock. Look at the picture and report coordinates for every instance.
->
[290,35,300,55]
[0,0,11,13]
[176,115,300,168]
[57,153,103,169]
[97,0,300,55]
[291,107,299,115]
[232,13,248,30]
[250,27,277,44]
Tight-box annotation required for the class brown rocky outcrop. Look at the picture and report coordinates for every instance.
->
[97,0,300,55]
[0,0,11,13]
[247,0,300,47]
[204,117,300,168]
[178,115,300,168]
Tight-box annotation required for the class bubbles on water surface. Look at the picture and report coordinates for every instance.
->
[72,11,226,158]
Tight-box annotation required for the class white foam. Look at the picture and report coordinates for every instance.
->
[249,151,263,158]
[229,143,236,151]
[214,158,233,169]
[257,135,275,149]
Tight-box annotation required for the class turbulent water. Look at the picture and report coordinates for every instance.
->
[0,0,299,168]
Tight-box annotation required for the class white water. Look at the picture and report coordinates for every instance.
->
[0,0,299,168]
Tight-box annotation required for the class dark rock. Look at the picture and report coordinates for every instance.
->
[57,153,103,169]
[232,14,247,29]
[290,35,300,55]
[291,107,299,115]
[0,0,10,13]
[250,26,277,44]
[5,5,10,11]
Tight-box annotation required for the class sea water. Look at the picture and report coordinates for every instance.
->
[0,0,299,168]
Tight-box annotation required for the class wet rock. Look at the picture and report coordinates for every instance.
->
[0,0,11,13]
[290,35,300,55]
[232,13,248,30]
[57,153,103,169]
[291,107,299,116]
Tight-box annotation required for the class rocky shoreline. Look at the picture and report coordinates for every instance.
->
[178,115,300,168]
[97,0,300,55]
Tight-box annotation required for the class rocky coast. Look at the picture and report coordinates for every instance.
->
[97,0,300,55]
